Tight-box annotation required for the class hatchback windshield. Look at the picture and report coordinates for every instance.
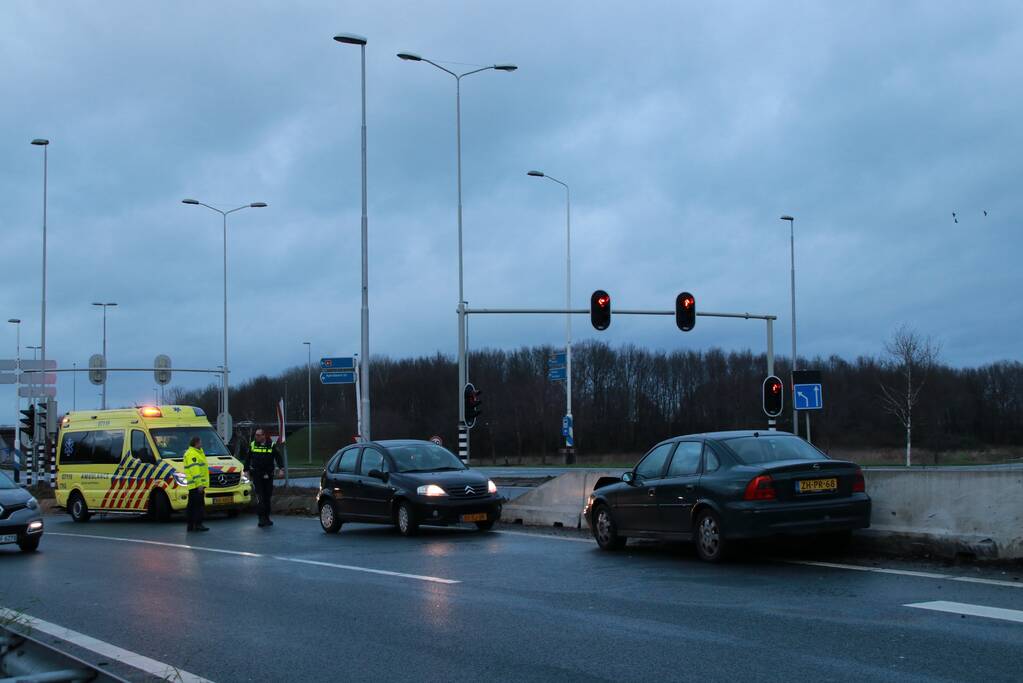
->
[723,435,827,465]
[150,427,231,460]
[0,469,16,489]
[387,443,466,473]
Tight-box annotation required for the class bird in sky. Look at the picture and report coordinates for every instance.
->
[983,210,988,216]
[952,211,958,224]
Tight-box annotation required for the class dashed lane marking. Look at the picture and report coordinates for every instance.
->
[906,601,1023,624]
[0,607,212,682]
[47,532,459,584]
[786,560,1023,589]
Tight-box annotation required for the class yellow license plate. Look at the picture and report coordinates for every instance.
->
[461,513,488,523]
[211,496,235,505]
[797,478,837,493]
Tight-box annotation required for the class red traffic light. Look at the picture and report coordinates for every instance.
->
[590,290,612,331]
[675,292,696,331]
[762,375,784,418]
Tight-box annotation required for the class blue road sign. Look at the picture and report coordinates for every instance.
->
[794,383,823,410]
[320,371,356,385]
[320,357,355,371]
[561,415,572,436]
[548,367,567,382]
[548,352,566,367]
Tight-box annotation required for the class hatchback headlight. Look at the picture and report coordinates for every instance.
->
[417,484,447,497]
[488,480,498,494]
[173,472,189,487]
[26,497,39,510]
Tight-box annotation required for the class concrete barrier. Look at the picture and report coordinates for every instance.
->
[502,465,1023,559]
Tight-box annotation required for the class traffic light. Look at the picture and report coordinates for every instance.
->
[762,375,784,418]
[19,405,36,435]
[463,383,482,428]
[590,290,611,331]
[36,402,47,435]
[675,292,696,331]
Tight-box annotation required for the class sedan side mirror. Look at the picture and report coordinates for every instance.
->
[368,469,388,482]
[622,472,635,485]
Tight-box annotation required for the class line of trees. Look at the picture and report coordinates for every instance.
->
[169,339,1023,458]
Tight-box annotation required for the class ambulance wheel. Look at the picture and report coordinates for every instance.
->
[69,492,91,523]
[147,489,171,522]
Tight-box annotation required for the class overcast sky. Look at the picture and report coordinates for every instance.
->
[1,0,1021,414]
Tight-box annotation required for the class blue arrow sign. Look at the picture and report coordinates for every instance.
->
[320,371,356,385]
[548,367,567,382]
[548,352,566,367]
[793,383,823,410]
[320,357,355,371]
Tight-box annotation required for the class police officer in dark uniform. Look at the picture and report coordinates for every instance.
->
[243,428,284,527]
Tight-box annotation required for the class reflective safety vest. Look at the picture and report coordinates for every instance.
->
[247,441,277,473]
[182,446,209,490]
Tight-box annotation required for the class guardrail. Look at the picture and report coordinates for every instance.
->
[1,622,125,682]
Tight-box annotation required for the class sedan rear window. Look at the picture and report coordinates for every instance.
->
[723,435,827,465]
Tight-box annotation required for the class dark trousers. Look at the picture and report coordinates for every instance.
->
[254,474,274,522]
[186,488,205,529]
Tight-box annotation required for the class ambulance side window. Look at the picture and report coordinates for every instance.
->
[131,430,156,465]
[61,432,95,465]
[91,430,125,465]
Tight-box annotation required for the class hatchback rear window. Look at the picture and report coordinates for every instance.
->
[723,435,827,465]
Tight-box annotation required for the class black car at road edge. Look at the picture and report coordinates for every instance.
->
[0,469,44,553]
[584,430,870,562]
[317,439,503,536]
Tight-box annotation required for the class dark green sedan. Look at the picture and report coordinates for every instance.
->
[583,431,870,562]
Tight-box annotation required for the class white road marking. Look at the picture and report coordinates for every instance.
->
[273,556,459,584]
[0,607,211,682]
[906,601,1023,624]
[47,531,458,584]
[494,530,594,544]
[786,560,1023,589]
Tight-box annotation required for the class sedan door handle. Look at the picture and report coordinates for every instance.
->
[684,484,696,491]
[647,488,657,497]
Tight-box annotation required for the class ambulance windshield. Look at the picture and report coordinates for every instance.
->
[150,427,231,460]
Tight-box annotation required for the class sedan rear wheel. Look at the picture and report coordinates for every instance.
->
[593,504,626,551]
[319,500,342,534]
[695,509,727,562]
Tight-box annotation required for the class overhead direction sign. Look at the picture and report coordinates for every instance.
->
[20,360,57,371]
[794,383,823,410]
[320,371,356,385]
[0,360,16,371]
[548,351,566,367]
[0,374,15,385]
[20,386,56,398]
[548,367,567,382]
[320,357,355,371]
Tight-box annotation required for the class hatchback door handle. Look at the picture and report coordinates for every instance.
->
[647,488,656,497]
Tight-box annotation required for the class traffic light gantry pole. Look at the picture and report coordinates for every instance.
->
[463,305,779,426]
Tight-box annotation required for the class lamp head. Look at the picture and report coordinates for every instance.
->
[333,33,367,46]
[397,52,423,62]
[527,170,545,178]
[31,139,49,146]
[250,202,268,208]
[7,319,20,324]
[494,64,518,72]
[780,215,794,221]
[182,199,200,205]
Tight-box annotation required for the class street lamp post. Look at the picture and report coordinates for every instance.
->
[8,319,21,482]
[780,215,797,437]
[31,139,49,415]
[303,341,312,463]
[398,51,516,461]
[92,302,117,409]
[334,33,372,442]
[182,199,267,442]
[528,170,574,450]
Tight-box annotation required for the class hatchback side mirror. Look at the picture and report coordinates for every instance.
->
[368,469,388,482]
[622,472,635,485]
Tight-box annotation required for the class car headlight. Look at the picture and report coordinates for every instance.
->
[488,479,498,494]
[417,484,447,497]
[26,497,39,510]
[240,473,251,484]
[173,472,189,487]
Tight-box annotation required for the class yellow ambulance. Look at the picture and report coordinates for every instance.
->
[54,405,251,522]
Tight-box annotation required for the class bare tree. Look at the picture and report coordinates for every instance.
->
[879,325,941,466]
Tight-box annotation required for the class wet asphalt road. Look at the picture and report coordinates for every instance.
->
[2,514,1022,682]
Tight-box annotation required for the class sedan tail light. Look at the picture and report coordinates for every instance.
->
[852,470,866,493]
[743,474,776,501]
